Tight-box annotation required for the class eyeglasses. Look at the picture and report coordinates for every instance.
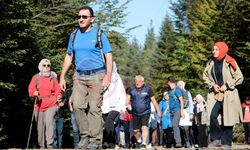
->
[42,64,51,67]
[77,15,92,19]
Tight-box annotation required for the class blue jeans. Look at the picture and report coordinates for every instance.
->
[71,112,79,148]
[53,116,64,148]
[170,110,181,145]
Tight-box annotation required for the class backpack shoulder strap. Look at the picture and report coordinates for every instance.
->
[96,28,103,49]
[71,27,79,56]
[35,73,39,91]
[95,28,105,64]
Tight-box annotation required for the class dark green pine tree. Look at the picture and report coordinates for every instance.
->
[142,20,158,88]
[0,0,38,147]
[151,14,177,100]
[123,37,143,87]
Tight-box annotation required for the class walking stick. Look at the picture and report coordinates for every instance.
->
[26,97,38,149]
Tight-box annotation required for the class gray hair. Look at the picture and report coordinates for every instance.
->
[177,80,185,89]
[38,58,51,71]
[135,75,144,81]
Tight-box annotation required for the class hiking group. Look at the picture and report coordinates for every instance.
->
[28,5,247,150]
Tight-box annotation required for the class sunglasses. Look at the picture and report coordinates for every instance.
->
[77,15,92,19]
[43,64,51,67]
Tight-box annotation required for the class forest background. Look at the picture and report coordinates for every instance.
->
[0,0,249,148]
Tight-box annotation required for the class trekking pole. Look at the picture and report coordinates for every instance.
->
[26,97,38,149]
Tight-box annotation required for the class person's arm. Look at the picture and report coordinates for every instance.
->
[102,52,113,87]
[179,95,185,118]
[221,62,244,92]
[28,75,39,98]
[203,60,220,93]
[60,54,73,91]
[151,96,161,118]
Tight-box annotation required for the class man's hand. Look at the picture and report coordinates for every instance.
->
[102,74,111,87]
[60,77,66,91]
[157,111,162,118]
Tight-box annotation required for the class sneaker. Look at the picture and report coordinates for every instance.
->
[221,144,232,150]
[87,142,100,149]
[208,140,221,147]
[175,143,182,148]
[77,137,89,149]
[194,144,199,148]
[140,143,146,149]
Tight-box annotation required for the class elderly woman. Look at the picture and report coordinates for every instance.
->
[203,42,243,149]
[193,94,208,148]
[28,58,62,148]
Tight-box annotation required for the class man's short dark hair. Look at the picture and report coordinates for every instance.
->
[80,5,94,17]
[167,76,176,83]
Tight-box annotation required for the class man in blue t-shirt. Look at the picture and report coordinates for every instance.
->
[126,75,161,148]
[167,76,185,148]
[60,6,113,149]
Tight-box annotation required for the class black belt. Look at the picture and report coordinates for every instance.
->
[77,66,105,75]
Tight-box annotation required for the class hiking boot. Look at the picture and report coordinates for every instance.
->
[77,137,89,149]
[135,142,142,149]
[208,140,221,147]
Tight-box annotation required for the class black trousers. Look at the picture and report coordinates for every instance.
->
[102,111,120,146]
[197,124,208,147]
[210,101,233,146]
[243,122,250,143]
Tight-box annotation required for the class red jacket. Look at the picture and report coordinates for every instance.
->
[28,74,62,112]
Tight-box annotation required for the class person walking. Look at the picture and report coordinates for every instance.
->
[159,92,173,148]
[177,80,194,148]
[101,62,126,149]
[193,94,208,148]
[167,76,185,148]
[203,41,243,149]
[28,58,62,148]
[126,75,161,148]
[242,96,250,145]
[59,5,113,149]
[53,91,67,148]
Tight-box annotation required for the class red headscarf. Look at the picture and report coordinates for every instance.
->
[213,42,237,71]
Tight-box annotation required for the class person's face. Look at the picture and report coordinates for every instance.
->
[42,63,51,72]
[135,79,144,88]
[78,9,94,28]
[246,99,250,104]
[212,45,220,58]
[164,94,169,100]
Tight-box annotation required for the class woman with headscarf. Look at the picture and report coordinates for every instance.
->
[28,58,62,148]
[203,42,244,149]
[193,94,208,148]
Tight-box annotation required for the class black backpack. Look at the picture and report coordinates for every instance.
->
[171,87,190,109]
[71,27,105,63]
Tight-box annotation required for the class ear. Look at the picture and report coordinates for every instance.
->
[90,17,95,23]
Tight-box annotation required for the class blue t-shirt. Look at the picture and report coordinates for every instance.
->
[128,85,153,116]
[66,27,112,75]
[169,87,183,112]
